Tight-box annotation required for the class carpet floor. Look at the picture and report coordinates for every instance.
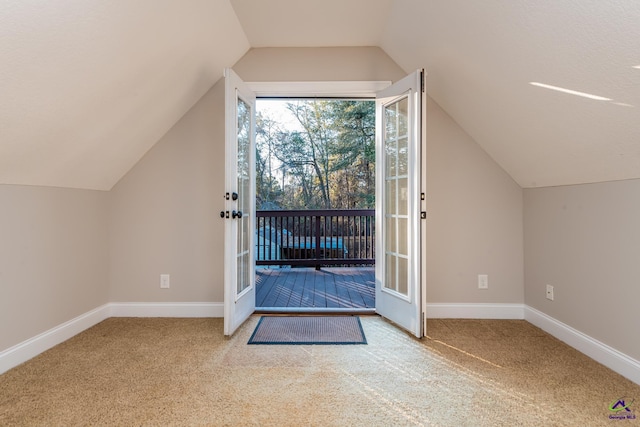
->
[1,316,639,426]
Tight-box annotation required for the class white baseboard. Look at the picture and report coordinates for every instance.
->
[4,301,638,386]
[0,304,111,375]
[525,306,640,385]
[108,302,224,318]
[0,302,224,375]
[426,303,525,319]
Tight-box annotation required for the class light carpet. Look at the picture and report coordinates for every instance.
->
[1,316,639,426]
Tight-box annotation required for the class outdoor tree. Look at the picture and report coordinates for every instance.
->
[255,99,375,210]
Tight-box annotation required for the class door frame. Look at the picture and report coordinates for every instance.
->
[226,79,425,332]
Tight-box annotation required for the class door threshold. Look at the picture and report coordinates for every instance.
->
[255,307,376,315]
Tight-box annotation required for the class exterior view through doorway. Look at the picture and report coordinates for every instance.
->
[254,98,376,313]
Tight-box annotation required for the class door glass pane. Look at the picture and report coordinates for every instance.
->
[398,136,408,175]
[385,253,396,291]
[398,177,408,216]
[385,105,397,140]
[383,95,410,295]
[385,139,396,177]
[385,216,396,253]
[236,96,251,295]
[398,256,408,295]
[385,180,396,214]
[398,217,408,256]
[398,98,408,137]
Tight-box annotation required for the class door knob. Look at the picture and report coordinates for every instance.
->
[232,210,243,219]
[231,192,238,201]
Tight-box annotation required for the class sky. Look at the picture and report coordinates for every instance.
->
[257,99,304,132]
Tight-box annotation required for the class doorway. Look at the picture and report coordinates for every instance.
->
[223,71,427,337]
[254,98,376,312]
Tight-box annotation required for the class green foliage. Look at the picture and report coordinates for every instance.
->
[256,100,375,210]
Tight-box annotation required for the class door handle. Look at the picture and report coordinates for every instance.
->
[232,210,243,219]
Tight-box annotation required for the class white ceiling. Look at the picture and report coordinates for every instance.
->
[381,0,640,188]
[2,0,639,190]
[1,0,249,190]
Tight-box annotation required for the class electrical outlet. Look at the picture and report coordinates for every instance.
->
[546,284,554,301]
[160,274,170,289]
[478,274,488,289]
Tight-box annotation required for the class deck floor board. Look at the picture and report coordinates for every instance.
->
[256,267,375,309]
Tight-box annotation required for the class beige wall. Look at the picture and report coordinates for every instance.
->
[109,82,225,302]
[426,99,523,303]
[0,185,109,351]
[232,47,407,82]
[524,180,640,360]
[109,46,524,306]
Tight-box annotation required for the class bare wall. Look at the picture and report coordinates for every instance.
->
[426,99,523,303]
[0,185,109,352]
[524,180,640,361]
[232,47,407,82]
[109,82,225,302]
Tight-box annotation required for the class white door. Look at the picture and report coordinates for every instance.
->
[223,69,256,336]
[375,70,427,338]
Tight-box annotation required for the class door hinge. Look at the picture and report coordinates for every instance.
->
[420,70,426,93]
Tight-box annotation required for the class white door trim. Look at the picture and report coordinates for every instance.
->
[246,81,391,98]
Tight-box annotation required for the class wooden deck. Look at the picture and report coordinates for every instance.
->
[256,267,375,309]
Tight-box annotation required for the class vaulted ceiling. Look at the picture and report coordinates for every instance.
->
[2,0,639,190]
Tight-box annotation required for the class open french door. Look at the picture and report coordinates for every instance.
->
[223,69,256,336]
[375,70,427,338]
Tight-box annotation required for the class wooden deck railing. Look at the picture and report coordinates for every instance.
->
[256,209,375,268]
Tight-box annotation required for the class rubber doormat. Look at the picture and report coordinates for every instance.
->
[248,316,367,345]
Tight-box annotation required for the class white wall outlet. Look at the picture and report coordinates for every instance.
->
[478,274,489,289]
[546,284,554,301]
[160,274,170,289]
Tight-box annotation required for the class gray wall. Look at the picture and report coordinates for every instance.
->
[524,180,640,361]
[0,185,109,351]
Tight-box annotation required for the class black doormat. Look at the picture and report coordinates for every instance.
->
[248,316,367,345]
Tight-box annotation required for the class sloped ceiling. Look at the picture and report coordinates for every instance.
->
[381,0,640,188]
[2,0,639,190]
[1,0,249,190]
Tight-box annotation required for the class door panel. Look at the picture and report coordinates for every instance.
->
[224,69,256,336]
[375,70,427,338]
